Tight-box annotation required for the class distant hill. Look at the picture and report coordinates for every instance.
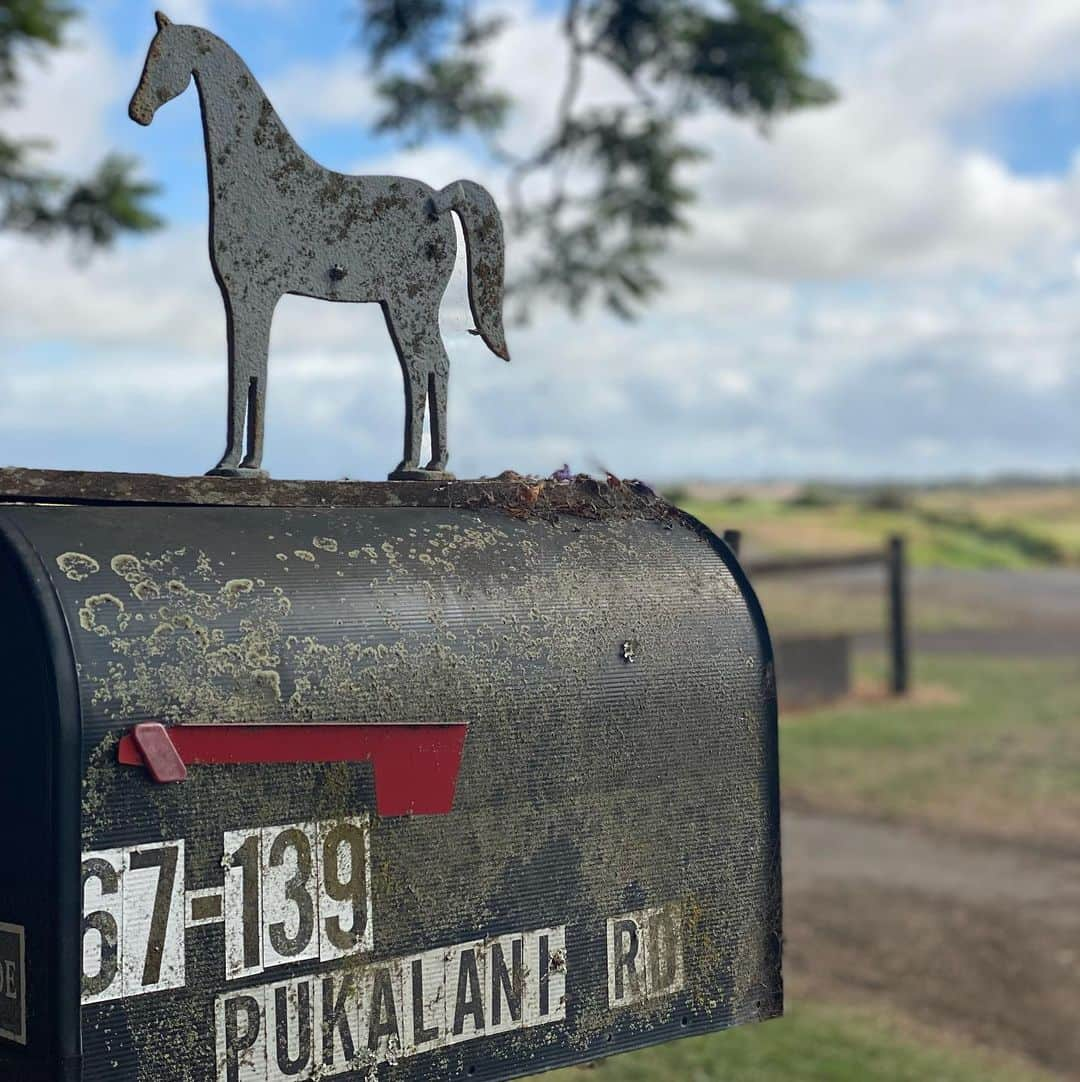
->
[669,480,1080,569]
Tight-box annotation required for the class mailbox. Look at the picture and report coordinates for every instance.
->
[0,470,779,1082]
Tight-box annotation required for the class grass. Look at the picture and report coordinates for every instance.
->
[780,653,1080,847]
[676,483,1080,569]
[542,1000,1053,1082]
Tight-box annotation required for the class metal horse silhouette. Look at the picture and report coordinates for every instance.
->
[129,12,509,480]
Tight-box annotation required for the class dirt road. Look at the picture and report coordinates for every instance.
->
[906,568,1080,631]
[783,809,1080,1078]
[857,626,1080,657]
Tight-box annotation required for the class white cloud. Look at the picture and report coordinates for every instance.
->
[676,102,1071,282]
[1,21,124,171]
[156,0,214,27]
[265,57,378,132]
[1,0,1079,481]
[877,0,1080,120]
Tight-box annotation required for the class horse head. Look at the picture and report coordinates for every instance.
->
[129,12,192,126]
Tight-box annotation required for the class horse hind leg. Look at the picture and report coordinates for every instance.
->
[383,301,452,479]
[398,363,428,474]
[427,356,449,473]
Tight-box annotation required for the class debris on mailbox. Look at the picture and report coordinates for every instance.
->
[0,11,779,1082]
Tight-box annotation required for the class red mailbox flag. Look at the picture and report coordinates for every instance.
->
[119,722,468,817]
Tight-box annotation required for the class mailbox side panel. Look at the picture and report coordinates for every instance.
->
[0,520,82,1081]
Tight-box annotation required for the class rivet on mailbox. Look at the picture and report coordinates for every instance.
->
[0,11,779,1082]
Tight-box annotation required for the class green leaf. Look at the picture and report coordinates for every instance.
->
[0,0,77,94]
[361,0,452,62]
[2,3,161,247]
[353,0,838,318]
[5,154,161,246]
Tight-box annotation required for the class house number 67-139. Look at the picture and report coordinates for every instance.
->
[81,816,374,1005]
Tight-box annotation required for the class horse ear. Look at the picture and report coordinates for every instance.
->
[155,11,172,31]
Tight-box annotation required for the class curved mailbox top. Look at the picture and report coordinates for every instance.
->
[0,476,778,1082]
[8,503,765,733]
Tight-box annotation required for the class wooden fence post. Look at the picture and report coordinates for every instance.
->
[722,529,742,559]
[887,534,910,695]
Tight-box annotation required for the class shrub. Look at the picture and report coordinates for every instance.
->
[861,485,912,511]
[660,484,689,505]
[788,483,839,508]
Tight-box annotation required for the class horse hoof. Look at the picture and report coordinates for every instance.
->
[206,464,269,479]
[388,466,455,482]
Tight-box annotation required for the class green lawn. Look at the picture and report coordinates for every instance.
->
[543,1001,1052,1082]
[781,654,1080,848]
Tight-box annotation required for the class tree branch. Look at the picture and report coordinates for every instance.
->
[356,0,835,317]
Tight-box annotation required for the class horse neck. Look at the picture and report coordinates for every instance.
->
[192,38,302,176]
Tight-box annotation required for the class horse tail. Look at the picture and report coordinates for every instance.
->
[433,180,510,362]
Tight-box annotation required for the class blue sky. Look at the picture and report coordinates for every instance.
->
[100,3,396,223]
[1,0,1079,483]
[954,82,1080,177]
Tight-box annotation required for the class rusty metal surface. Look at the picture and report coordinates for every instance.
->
[0,495,779,1081]
[129,12,509,480]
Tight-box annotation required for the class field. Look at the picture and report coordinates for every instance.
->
[674,481,1080,569]
[920,484,1080,564]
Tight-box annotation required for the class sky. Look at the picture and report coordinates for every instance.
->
[1,0,1079,484]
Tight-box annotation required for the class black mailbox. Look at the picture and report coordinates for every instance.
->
[0,470,778,1082]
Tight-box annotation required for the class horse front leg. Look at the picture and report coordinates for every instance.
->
[239,359,268,470]
[208,293,276,476]
[208,301,244,473]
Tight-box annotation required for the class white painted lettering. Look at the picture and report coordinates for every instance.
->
[606,903,684,1009]
[215,925,568,1081]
